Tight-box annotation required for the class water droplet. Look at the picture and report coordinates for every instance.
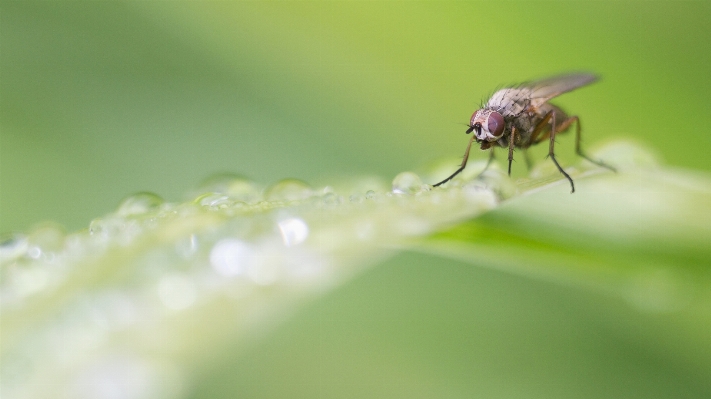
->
[194,193,234,209]
[392,172,424,195]
[349,194,364,203]
[27,223,66,254]
[264,179,314,202]
[462,184,498,207]
[365,190,376,200]
[89,218,121,238]
[27,246,42,259]
[322,193,342,206]
[340,176,389,196]
[194,173,262,203]
[210,239,254,276]
[0,233,29,263]
[157,273,196,310]
[278,218,309,247]
[116,192,164,217]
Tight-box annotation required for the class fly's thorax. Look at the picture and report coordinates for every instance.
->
[486,88,532,116]
[470,109,505,142]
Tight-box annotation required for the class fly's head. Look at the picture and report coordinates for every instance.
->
[468,109,505,143]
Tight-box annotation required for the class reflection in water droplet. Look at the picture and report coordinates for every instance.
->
[116,192,164,217]
[157,273,196,310]
[392,172,424,195]
[195,193,233,209]
[210,239,254,276]
[278,218,309,247]
[365,190,376,200]
[264,179,314,202]
[195,173,262,203]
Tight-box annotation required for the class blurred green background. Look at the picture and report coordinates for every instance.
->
[3,1,710,233]
[3,3,711,399]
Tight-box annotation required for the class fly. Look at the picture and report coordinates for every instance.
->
[433,72,615,193]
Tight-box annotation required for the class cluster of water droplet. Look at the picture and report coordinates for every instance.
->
[1,168,507,399]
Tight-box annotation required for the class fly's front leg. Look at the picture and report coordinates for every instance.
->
[507,126,516,176]
[433,140,495,187]
[568,116,616,172]
[548,112,576,193]
[433,135,476,187]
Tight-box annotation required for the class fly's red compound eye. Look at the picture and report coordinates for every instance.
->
[487,112,504,137]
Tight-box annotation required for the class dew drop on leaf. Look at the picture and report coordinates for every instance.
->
[321,193,342,206]
[264,179,314,202]
[116,192,164,217]
[193,173,262,203]
[391,172,424,195]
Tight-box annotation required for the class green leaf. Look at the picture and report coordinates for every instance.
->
[2,140,710,398]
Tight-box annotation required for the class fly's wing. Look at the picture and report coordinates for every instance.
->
[522,73,598,108]
[485,73,598,117]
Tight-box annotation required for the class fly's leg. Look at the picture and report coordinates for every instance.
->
[507,126,517,176]
[433,135,476,187]
[433,139,495,187]
[525,111,574,191]
[566,116,617,172]
[548,112,576,193]
[526,112,553,147]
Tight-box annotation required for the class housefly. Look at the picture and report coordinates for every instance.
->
[433,72,615,193]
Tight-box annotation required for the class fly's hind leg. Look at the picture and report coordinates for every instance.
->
[566,116,616,172]
[524,111,575,192]
[548,112,576,193]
